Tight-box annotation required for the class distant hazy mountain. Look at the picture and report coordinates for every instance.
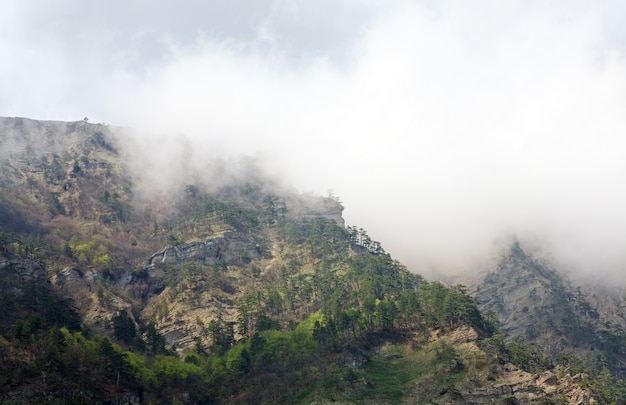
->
[469,240,626,379]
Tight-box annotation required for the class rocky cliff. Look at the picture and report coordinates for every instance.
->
[469,240,626,379]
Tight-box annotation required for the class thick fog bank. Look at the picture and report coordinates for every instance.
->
[3,1,626,283]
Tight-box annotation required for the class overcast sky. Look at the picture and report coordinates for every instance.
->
[2,1,626,280]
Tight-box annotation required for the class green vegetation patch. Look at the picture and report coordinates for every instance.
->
[360,346,436,403]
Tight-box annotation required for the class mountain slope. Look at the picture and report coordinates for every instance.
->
[471,240,626,380]
[0,117,619,403]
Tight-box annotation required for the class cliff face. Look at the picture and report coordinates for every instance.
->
[473,241,582,345]
[470,241,626,379]
[447,366,596,405]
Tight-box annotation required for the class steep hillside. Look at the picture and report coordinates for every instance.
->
[471,240,626,380]
[0,117,622,403]
[0,116,346,344]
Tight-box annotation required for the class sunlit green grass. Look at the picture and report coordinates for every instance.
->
[346,343,457,404]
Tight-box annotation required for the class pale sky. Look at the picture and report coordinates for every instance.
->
[2,1,626,280]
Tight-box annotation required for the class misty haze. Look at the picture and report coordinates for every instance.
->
[2,2,626,403]
[4,1,626,281]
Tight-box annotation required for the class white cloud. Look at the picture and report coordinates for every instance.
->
[3,0,626,280]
